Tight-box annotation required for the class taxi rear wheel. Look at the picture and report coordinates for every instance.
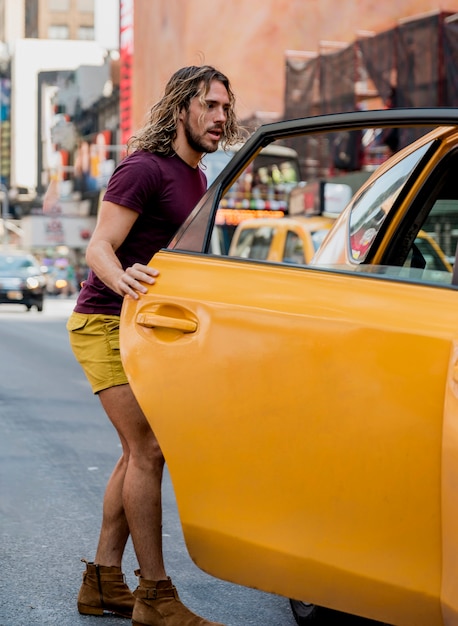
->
[290,599,319,624]
[290,600,392,625]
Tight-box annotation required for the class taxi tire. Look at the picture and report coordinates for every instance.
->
[291,600,391,625]
[290,599,319,624]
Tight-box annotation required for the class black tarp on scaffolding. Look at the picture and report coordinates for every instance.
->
[320,45,357,115]
[284,43,362,174]
[284,55,319,121]
[444,14,458,106]
[283,11,458,173]
[285,10,457,115]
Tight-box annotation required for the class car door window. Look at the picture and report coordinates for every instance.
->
[283,231,305,264]
[167,114,457,292]
[406,231,452,273]
[311,229,331,252]
[392,198,457,285]
[351,151,458,288]
[349,140,433,262]
[230,226,275,260]
[422,198,458,267]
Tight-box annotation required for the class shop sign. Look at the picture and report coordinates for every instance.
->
[21,215,97,248]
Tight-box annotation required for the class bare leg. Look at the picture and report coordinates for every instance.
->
[94,454,130,567]
[96,383,166,580]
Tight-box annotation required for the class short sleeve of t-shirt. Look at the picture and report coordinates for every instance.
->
[103,151,163,214]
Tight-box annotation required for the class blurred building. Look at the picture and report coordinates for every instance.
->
[0,0,457,257]
[0,0,119,259]
[25,0,95,40]
[129,1,458,130]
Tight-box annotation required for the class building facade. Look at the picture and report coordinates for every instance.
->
[130,0,458,130]
[1,0,457,257]
[0,0,117,260]
[25,0,95,40]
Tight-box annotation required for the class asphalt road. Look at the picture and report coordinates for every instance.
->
[0,296,299,626]
[0,296,390,626]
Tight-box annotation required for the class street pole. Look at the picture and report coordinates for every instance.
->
[0,182,9,249]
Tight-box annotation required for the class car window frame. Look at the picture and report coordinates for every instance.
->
[166,109,458,291]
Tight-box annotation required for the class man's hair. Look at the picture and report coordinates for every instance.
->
[127,65,241,156]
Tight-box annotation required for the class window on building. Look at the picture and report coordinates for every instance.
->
[77,0,95,11]
[48,0,71,11]
[48,24,70,39]
[77,26,95,40]
[25,0,39,38]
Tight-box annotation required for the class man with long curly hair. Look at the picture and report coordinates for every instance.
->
[66,65,241,626]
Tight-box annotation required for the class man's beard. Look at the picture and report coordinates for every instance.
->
[184,116,220,154]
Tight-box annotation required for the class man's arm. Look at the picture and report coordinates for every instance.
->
[86,200,159,299]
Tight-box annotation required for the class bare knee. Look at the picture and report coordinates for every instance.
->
[99,384,164,470]
[130,430,165,473]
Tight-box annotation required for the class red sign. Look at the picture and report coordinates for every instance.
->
[120,0,134,147]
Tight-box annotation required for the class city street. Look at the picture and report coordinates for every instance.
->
[0,296,297,626]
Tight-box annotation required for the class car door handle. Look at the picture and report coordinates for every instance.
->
[136,312,197,333]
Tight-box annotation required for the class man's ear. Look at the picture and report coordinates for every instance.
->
[177,105,187,123]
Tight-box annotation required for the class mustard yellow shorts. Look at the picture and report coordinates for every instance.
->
[66,311,128,394]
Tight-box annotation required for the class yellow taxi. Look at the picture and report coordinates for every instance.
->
[228,215,334,264]
[228,218,452,273]
[120,109,458,626]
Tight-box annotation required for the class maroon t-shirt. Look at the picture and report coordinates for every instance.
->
[74,150,207,315]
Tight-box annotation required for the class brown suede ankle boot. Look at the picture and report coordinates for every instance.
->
[132,571,225,626]
[77,558,135,618]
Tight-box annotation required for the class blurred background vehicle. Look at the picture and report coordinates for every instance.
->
[45,259,77,296]
[0,250,46,311]
[203,143,303,255]
[228,215,334,264]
